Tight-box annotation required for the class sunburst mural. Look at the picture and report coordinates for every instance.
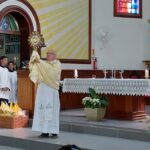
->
[27,0,91,62]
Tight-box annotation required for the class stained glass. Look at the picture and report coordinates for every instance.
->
[0,15,19,31]
[116,0,139,14]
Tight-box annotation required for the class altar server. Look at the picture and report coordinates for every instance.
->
[8,61,17,103]
[29,50,61,138]
[0,56,10,105]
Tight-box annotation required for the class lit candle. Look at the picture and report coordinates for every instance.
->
[74,69,78,78]
[13,57,16,63]
[145,69,149,79]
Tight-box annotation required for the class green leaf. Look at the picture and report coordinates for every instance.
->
[83,88,109,109]
[89,88,97,98]
[100,99,109,108]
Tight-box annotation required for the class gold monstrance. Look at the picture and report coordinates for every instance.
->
[28,31,46,50]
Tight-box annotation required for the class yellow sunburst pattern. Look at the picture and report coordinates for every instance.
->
[27,0,90,60]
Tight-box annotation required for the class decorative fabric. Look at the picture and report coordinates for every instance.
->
[62,78,150,96]
[29,50,61,90]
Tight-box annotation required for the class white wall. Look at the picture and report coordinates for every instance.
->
[62,0,150,70]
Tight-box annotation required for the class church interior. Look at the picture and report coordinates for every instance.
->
[0,0,150,150]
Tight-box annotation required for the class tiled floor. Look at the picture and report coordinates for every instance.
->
[0,106,150,150]
[0,145,24,150]
[0,128,150,150]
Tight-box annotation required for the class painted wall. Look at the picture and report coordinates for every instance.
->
[92,0,150,70]
[2,0,150,70]
[63,0,150,70]
[28,0,90,61]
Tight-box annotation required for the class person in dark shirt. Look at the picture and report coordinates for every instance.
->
[58,144,81,150]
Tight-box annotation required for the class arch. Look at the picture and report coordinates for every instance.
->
[0,0,40,33]
[0,0,41,63]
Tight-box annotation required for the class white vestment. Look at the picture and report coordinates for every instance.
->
[8,71,17,103]
[0,66,10,99]
[32,82,60,134]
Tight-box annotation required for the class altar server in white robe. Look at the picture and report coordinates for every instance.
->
[29,49,61,138]
[0,56,10,105]
[8,61,17,103]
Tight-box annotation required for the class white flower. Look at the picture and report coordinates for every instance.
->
[82,97,91,102]
[92,98,99,103]
[82,96,102,108]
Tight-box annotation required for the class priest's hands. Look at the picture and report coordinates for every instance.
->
[30,50,40,63]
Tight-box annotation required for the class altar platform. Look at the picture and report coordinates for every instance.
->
[0,127,150,150]
[0,108,150,150]
[59,109,150,141]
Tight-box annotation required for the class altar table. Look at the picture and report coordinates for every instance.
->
[62,78,150,120]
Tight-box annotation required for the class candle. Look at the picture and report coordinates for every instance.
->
[145,69,149,78]
[74,69,78,78]
[13,57,16,63]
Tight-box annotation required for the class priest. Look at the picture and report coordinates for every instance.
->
[29,50,61,138]
[0,56,10,105]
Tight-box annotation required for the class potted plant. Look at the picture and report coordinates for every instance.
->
[82,88,109,121]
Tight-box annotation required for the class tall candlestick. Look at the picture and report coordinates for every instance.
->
[111,69,114,78]
[74,69,78,78]
[145,69,149,79]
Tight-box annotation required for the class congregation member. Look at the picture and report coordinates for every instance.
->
[29,49,61,138]
[0,56,10,105]
[7,61,18,103]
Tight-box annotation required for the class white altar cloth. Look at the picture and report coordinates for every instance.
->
[62,78,150,96]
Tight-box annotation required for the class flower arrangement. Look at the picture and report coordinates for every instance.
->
[82,88,108,109]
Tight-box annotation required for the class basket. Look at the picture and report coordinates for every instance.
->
[0,115,29,129]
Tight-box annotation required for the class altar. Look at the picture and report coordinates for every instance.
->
[62,78,150,120]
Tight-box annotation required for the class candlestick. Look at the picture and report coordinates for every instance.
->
[111,69,114,78]
[145,69,149,79]
[103,69,107,79]
[92,74,96,79]
[74,69,78,78]
[113,70,116,79]
[119,70,124,79]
